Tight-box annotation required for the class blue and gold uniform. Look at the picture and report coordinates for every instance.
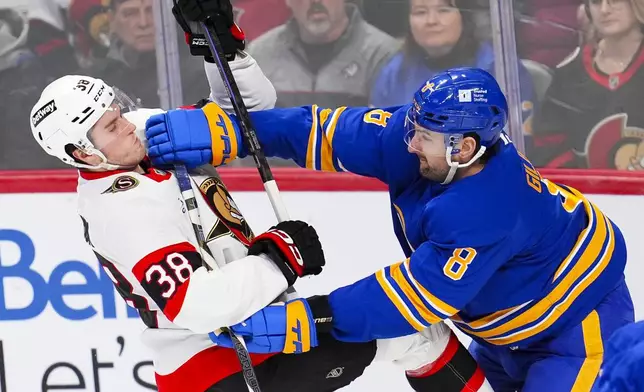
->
[146,68,634,391]
[243,103,630,340]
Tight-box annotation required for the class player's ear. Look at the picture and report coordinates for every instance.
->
[71,147,101,166]
[458,136,479,163]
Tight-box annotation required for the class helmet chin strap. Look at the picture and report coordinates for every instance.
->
[441,146,487,185]
[73,146,136,172]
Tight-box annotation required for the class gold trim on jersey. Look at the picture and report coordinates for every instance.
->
[376,267,427,331]
[451,300,533,330]
[403,259,458,317]
[321,107,346,172]
[376,258,464,331]
[571,310,603,391]
[305,106,347,172]
[305,105,319,170]
[393,204,415,252]
[390,261,442,324]
[455,196,615,345]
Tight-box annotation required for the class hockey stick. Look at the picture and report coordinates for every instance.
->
[198,20,290,222]
[174,164,261,392]
[172,15,296,392]
[198,18,298,300]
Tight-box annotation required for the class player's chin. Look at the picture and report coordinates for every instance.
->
[420,165,448,182]
[126,145,147,166]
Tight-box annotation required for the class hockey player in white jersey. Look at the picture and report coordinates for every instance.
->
[27,2,494,391]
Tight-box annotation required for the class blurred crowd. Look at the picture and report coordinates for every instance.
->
[1,0,644,171]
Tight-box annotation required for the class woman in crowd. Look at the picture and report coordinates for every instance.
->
[370,0,534,136]
[532,0,644,170]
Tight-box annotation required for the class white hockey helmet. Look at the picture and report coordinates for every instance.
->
[30,75,139,170]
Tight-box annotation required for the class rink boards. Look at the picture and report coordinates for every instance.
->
[1,169,643,392]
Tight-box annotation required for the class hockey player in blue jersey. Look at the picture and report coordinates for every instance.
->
[144,67,634,391]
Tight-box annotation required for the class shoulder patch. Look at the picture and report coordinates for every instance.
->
[102,176,139,194]
[556,46,581,69]
[199,176,254,244]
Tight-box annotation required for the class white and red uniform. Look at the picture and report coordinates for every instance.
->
[78,164,285,391]
[75,52,285,392]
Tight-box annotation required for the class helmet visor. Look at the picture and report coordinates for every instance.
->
[87,103,138,152]
[404,107,463,157]
[84,87,141,151]
[112,86,140,114]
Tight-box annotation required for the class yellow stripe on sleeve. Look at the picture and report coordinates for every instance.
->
[320,107,347,172]
[403,259,458,316]
[319,108,333,129]
[389,262,442,324]
[375,269,427,331]
[305,105,319,170]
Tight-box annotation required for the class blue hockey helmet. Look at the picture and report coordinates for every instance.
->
[405,67,508,184]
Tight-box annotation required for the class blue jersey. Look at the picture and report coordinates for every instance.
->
[230,104,627,348]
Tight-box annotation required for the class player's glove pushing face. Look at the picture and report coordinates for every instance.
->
[145,102,243,169]
[209,296,333,354]
[249,221,325,287]
[172,0,245,61]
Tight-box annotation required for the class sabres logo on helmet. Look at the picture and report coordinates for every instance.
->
[584,113,644,170]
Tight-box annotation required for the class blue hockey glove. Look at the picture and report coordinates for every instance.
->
[209,296,333,354]
[145,102,242,169]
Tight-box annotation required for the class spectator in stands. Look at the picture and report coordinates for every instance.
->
[0,7,64,169]
[232,0,291,42]
[532,0,644,170]
[370,0,535,135]
[248,0,398,108]
[26,0,79,79]
[86,0,207,108]
[68,0,111,68]
[515,0,582,69]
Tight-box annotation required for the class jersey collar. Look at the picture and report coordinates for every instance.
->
[78,157,154,181]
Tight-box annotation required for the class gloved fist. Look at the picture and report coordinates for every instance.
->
[145,103,242,169]
[249,221,325,287]
[209,296,333,354]
[172,0,245,61]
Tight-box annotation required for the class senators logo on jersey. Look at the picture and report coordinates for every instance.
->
[584,113,644,170]
[102,176,139,194]
[199,177,254,245]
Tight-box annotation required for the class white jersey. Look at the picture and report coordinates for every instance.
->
[78,167,286,391]
[76,52,284,392]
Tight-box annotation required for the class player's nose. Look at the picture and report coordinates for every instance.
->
[407,133,421,154]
